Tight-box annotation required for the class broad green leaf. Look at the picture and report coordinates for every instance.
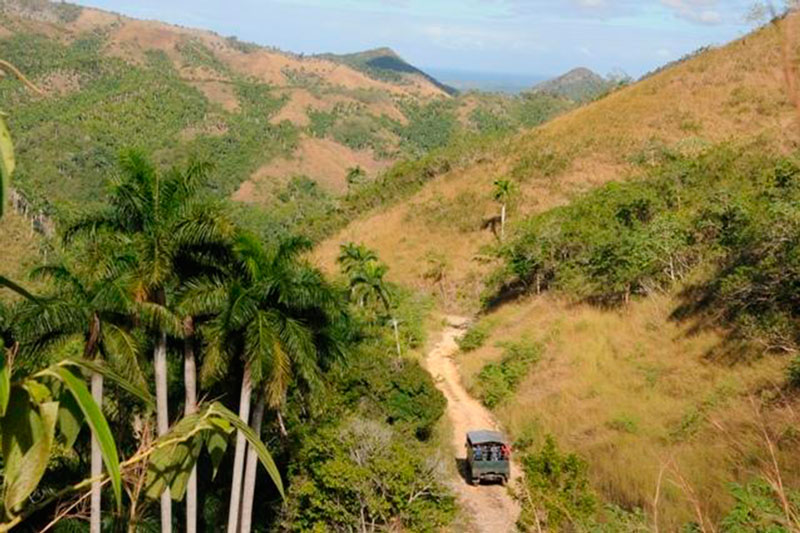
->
[4,402,57,513]
[0,115,12,220]
[167,437,203,501]
[206,431,228,480]
[60,359,153,409]
[0,351,9,417]
[208,402,284,498]
[57,391,83,449]
[144,410,214,501]
[43,366,122,510]
[0,388,36,493]
[22,380,50,404]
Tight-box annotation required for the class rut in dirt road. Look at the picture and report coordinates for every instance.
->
[424,316,521,533]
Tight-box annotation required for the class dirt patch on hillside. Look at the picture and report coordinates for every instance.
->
[36,69,81,95]
[233,137,391,199]
[189,80,239,111]
[270,89,332,126]
[72,7,120,32]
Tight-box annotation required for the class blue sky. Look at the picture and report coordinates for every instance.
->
[75,0,757,78]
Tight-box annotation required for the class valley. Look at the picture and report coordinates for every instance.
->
[1,0,800,531]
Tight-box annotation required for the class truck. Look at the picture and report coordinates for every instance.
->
[465,430,510,485]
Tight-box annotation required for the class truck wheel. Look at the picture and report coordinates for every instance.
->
[500,476,508,486]
[471,477,480,486]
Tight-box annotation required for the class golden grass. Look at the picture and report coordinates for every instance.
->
[457,292,800,528]
[316,14,800,315]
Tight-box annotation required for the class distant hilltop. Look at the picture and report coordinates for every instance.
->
[531,67,612,102]
[316,47,458,96]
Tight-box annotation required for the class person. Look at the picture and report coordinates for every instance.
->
[501,444,510,459]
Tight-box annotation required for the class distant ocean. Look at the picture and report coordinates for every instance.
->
[424,68,549,94]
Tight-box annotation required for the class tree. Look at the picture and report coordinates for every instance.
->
[0,296,149,531]
[337,243,401,356]
[24,250,143,533]
[65,151,234,533]
[183,232,346,533]
[346,165,367,196]
[492,178,517,242]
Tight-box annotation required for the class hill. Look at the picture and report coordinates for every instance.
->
[317,47,458,95]
[316,13,800,527]
[531,66,611,101]
[0,0,458,217]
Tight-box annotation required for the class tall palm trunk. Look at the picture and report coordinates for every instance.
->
[227,362,253,533]
[154,330,172,533]
[500,203,506,241]
[239,393,266,533]
[184,319,198,533]
[391,317,401,357]
[90,371,103,533]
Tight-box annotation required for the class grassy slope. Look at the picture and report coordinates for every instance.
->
[317,15,800,526]
[317,17,799,304]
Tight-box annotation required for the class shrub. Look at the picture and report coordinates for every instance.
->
[477,339,542,407]
[456,323,489,352]
[283,418,455,532]
[788,356,800,388]
[517,436,597,531]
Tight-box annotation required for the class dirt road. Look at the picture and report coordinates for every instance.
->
[424,316,521,533]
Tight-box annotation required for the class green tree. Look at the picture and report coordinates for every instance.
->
[24,249,143,533]
[337,243,401,356]
[65,151,234,533]
[184,233,346,533]
[346,165,367,195]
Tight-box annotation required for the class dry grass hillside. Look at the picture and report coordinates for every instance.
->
[316,15,800,306]
[317,13,800,527]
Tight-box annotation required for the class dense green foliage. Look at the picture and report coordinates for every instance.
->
[468,92,574,135]
[490,143,800,356]
[0,29,296,218]
[456,322,490,352]
[476,339,541,407]
[517,436,598,530]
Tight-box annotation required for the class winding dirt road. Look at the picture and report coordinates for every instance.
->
[424,316,521,533]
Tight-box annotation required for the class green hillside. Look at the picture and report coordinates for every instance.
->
[532,67,613,102]
[318,47,458,95]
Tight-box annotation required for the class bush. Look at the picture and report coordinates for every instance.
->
[456,323,489,352]
[477,339,542,407]
[719,479,800,532]
[517,436,597,531]
[788,356,800,388]
[283,418,455,532]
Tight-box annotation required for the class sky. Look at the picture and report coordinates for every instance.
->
[74,0,759,78]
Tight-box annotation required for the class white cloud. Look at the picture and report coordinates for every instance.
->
[661,0,722,24]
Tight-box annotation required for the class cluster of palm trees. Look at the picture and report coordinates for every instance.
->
[1,150,348,531]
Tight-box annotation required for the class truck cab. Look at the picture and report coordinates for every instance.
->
[465,430,510,485]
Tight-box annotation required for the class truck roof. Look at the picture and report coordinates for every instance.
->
[466,430,507,445]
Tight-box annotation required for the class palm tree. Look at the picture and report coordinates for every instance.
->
[22,247,143,533]
[184,233,346,533]
[65,151,234,533]
[492,178,517,242]
[337,243,401,356]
